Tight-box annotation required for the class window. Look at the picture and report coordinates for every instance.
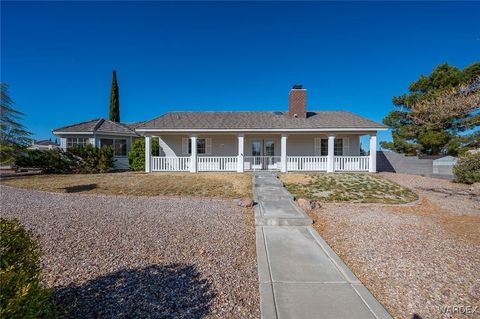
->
[334,139,343,156]
[320,139,328,156]
[188,138,206,154]
[66,137,90,148]
[101,139,113,147]
[265,140,275,156]
[114,139,127,156]
[252,141,261,156]
[100,138,127,156]
[320,138,343,156]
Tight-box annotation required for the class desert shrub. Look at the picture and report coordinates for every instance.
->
[68,144,114,173]
[15,149,74,173]
[453,152,480,184]
[15,145,115,174]
[0,218,52,318]
[128,138,159,171]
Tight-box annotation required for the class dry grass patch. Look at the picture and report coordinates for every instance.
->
[391,197,480,245]
[281,173,418,204]
[1,172,252,198]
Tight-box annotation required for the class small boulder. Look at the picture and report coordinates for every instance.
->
[237,198,254,208]
[469,183,480,195]
[297,198,321,210]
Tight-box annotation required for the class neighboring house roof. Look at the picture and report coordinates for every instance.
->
[32,139,59,146]
[52,118,138,135]
[136,111,387,131]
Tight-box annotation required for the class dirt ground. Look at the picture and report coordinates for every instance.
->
[308,173,479,319]
[0,171,252,198]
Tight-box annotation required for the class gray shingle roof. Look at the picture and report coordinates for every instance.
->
[53,118,138,135]
[34,139,59,146]
[136,111,387,130]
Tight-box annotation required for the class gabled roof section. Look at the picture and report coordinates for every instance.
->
[33,139,60,146]
[136,111,387,131]
[53,118,138,135]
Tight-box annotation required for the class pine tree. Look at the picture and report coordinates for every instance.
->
[381,62,480,156]
[109,70,120,122]
[0,83,32,163]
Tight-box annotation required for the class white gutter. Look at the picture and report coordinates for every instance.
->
[135,127,387,133]
[52,131,138,136]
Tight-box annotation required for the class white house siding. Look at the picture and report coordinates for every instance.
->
[341,135,361,156]
[288,134,360,156]
[60,137,67,149]
[158,134,238,156]
[155,134,360,157]
[58,134,132,170]
[286,134,317,156]
[59,135,95,150]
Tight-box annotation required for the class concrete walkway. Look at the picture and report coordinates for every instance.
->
[253,173,392,319]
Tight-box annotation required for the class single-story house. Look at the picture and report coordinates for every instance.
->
[52,118,140,169]
[53,86,387,172]
[28,139,60,150]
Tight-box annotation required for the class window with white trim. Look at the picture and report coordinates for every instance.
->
[188,138,206,154]
[100,138,127,156]
[320,138,343,156]
[66,137,90,148]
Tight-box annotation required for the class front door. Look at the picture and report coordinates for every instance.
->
[264,140,276,169]
[250,140,276,170]
[251,140,263,169]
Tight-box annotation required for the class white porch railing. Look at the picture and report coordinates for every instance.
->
[244,156,281,171]
[287,156,328,171]
[334,156,370,171]
[197,156,238,171]
[150,155,370,172]
[151,156,190,171]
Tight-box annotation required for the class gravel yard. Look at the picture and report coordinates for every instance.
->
[0,185,259,318]
[309,173,480,319]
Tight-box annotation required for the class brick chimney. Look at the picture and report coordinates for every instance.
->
[288,84,307,118]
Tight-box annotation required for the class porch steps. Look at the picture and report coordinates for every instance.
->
[253,173,312,226]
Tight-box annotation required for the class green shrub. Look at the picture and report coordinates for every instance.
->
[0,218,52,318]
[15,149,73,173]
[128,138,159,171]
[68,145,114,173]
[15,145,115,174]
[453,152,480,184]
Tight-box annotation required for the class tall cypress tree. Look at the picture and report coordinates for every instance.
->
[109,70,120,122]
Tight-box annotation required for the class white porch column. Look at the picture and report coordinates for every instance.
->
[145,136,151,173]
[281,134,288,173]
[369,134,377,173]
[190,135,197,173]
[327,135,335,173]
[237,134,244,173]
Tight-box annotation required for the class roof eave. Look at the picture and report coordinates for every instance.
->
[135,127,387,133]
[53,131,138,136]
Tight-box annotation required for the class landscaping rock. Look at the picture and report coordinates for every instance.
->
[0,186,260,318]
[237,198,254,207]
[297,198,321,210]
[469,182,480,195]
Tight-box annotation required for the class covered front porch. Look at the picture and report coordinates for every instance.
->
[143,132,377,173]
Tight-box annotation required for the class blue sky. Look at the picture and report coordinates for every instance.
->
[2,1,479,148]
